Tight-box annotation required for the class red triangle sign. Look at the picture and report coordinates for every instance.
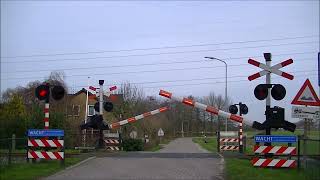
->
[291,79,320,106]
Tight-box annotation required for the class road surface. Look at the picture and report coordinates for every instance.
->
[45,138,224,180]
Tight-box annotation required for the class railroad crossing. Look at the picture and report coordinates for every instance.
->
[45,138,224,180]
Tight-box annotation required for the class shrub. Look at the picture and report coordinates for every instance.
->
[122,138,144,151]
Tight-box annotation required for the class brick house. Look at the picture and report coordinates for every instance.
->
[65,88,123,131]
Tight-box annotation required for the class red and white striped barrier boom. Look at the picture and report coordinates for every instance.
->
[44,103,49,129]
[159,90,254,126]
[28,151,64,160]
[252,158,296,168]
[28,138,63,148]
[109,107,168,129]
[254,145,296,155]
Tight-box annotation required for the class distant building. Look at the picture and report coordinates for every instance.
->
[65,88,123,131]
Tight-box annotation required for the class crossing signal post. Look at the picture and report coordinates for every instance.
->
[35,83,65,129]
[229,102,248,153]
[248,53,295,145]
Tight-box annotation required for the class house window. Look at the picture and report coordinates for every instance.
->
[73,105,80,116]
[67,105,80,116]
[88,105,95,116]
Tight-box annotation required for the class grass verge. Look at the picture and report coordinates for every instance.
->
[192,137,217,152]
[226,158,311,180]
[0,157,83,180]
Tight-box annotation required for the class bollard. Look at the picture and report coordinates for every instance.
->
[298,135,301,169]
[12,134,16,151]
[8,138,12,165]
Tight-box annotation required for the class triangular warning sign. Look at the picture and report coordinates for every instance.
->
[291,79,320,106]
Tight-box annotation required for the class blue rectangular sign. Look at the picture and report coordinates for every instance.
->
[318,52,320,86]
[27,129,64,137]
[254,135,297,143]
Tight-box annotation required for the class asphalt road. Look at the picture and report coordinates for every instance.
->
[45,138,224,180]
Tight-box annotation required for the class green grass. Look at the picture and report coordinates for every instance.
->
[192,137,217,152]
[145,145,162,152]
[160,138,173,145]
[225,158,318,180]
[0,157,83,180]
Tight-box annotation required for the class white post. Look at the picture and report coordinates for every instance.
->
[99,80,104,115]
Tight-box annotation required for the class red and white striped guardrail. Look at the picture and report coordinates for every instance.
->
[104,139,120,144]
[28,138,63,148]
[252,158,296,168]
[220,138,239,143]
[109,107,168,129]
[28,151,64,160]
[220,145,239,151]
[254,145,296,155]
[44,103,49,129]
[248,58,294,81]
[106,146,120,151]
[159,90,253,126]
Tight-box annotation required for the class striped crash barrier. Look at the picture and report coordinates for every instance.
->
[159,90,254,127]
[220,138,239,143]
[28,151,64,160]
[254,145,296,155]
[105,139,121,151]
[220,145,239,151]
[28,138,64,148]
[252,158,296,168]
[109,107,169,129]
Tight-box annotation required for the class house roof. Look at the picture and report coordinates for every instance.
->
[68,88,123,104]
[71,88,94,96]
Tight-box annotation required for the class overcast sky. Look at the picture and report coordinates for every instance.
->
[1,1,319,124]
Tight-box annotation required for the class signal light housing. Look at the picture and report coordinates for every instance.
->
[229,105,238,114]
[271,84,286,101]
[254,84,286,101]
[35,84,50,101]
[51,85,65,100]
[254,84,269,100]
[94,101,114,112]
[229,103,248,115]
[239,103,248,115]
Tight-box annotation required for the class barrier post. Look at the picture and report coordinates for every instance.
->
[298,135,301,169]
[217,131,220,152]
[8,138,12,165]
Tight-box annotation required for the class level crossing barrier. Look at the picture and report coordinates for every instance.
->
[218,131,239,151]
[104,132,121,151]
[251,135,297,168]
[27,129,64,164]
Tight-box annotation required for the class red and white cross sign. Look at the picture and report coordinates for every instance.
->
[248,58,294,81]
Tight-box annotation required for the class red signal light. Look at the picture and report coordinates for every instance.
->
[39,89,48,97]
[35,84,50,101]
[254,84,269,100]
